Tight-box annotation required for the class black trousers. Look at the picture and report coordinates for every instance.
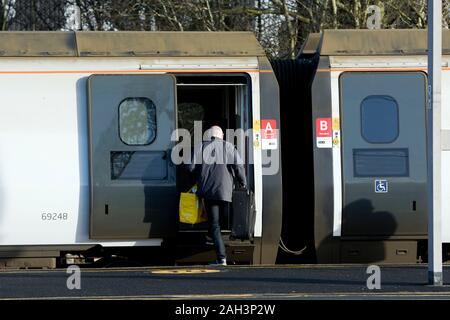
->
[204,199,227,261]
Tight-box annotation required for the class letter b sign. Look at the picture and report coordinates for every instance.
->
[316,118,332,137]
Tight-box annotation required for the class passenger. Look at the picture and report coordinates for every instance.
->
[187,125,247,266]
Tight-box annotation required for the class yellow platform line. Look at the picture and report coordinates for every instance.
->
[3,291,450,300]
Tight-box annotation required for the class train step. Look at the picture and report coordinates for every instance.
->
[174,231,254,265]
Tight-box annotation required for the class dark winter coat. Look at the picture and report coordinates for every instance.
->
[187,137,247,202]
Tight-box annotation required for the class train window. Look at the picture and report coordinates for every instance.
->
[361,95,399,144]
[353,148,409,177]
[110,151,167,180]
[119,97,156,145]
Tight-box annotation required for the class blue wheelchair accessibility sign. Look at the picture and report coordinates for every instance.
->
[375,180,388,193]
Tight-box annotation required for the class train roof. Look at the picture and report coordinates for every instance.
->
[0,31,266,57]
[302,29,450,56]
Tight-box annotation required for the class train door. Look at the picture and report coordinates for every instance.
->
[176,75,252,234]
[340,72,427,237]
[88,74,178,239]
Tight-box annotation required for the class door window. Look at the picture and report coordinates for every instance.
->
[119,97,156,145]
[361,95,399,144]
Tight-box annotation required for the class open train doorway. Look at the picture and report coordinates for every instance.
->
[174,74,255,264]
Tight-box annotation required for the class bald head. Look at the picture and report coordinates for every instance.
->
[209,126,224,139]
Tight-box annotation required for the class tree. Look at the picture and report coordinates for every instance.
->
[2,0,450,58]
[0,0,14,30]
[9,0,67,31]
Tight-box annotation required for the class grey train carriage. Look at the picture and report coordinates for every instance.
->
[274,29,450,264]
[0,31,282,267]
[2,29,448,268]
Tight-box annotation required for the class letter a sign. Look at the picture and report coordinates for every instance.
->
[261,119,278,150]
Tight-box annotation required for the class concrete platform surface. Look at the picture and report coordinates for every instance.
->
[1,265,450,300]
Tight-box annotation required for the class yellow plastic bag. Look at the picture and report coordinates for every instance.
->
[179,185,207,224]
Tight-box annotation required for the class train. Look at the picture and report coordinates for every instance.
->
[0,29,449,268]
[0,31,281,267]
[276,29,450,264]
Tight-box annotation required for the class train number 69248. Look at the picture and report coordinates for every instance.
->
[41,213,68,221]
